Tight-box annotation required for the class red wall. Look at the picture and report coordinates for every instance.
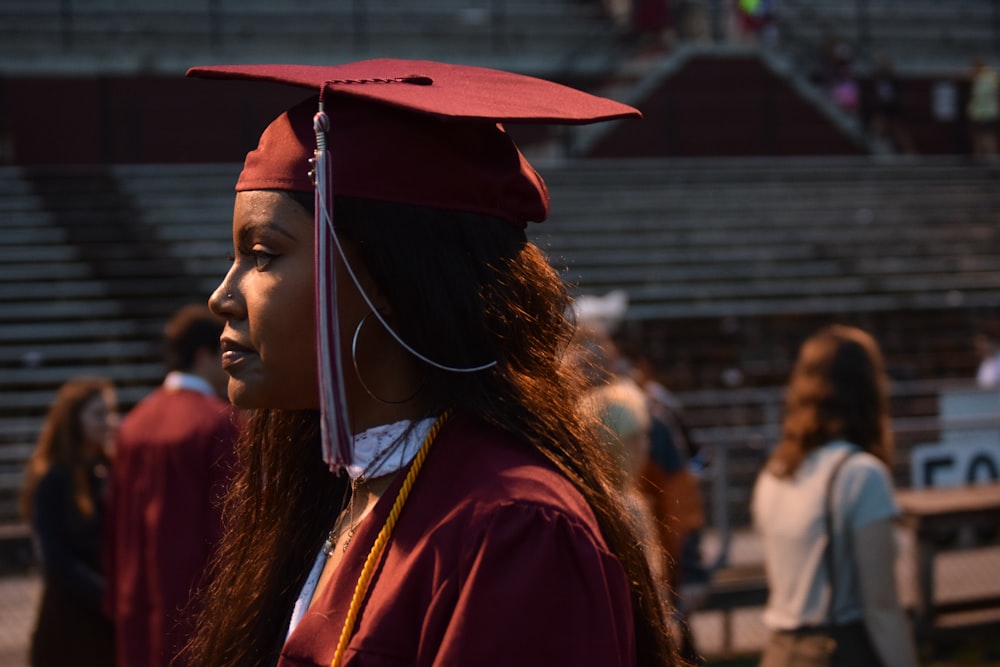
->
[2,76,308,165]
[592,57,862,157]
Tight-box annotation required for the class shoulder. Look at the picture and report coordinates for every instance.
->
[753,443,857,509]
[835,446,898,526]
[434,416,593,503]
[118,388,167,432]
[32,464,71,503]
[38,463,71,485]
[128,387,230,415]
[120,388,236,435]
[837,447,892,492]
[416,415,608,549]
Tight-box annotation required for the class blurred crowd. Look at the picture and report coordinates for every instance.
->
[17,285,941,666]
[589,0,999,162]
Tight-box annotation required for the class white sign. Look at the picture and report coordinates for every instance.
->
[911,441,1000,489]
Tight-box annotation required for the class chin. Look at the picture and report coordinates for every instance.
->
[227,379,320,411]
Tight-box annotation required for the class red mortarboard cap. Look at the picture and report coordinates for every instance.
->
[186,59,640,226]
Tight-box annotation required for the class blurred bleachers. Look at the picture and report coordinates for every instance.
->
[776,0,999,75]
[5,0,994,79]
[541,157,1000,320]
[2,156,999,526]
[0,0,622,77]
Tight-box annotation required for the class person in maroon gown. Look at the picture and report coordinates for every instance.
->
[180,60,679,667]
[104,305,240,667]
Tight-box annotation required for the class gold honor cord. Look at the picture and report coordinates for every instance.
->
[329,410,452,667]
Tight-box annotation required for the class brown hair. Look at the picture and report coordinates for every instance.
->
[183,196,677,666]
[20,377,115,519]
[163,304,224,372]
[768,324,893,477]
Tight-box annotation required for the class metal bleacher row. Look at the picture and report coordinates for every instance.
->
[2,0,996,79]
[2,156,1000,525]
[0,0,621,77]
[538,157,1000,320]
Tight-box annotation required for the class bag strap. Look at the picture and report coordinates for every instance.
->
[822,449,856,627]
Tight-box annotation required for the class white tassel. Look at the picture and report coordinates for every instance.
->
[313,104,352,470]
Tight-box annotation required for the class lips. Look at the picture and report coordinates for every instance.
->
[220,338,255,371]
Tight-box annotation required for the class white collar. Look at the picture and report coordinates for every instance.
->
[346,417,437,481]
[163,371,217,398]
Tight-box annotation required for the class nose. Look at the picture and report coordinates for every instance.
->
[208,282,227,316]
[209,270,239,318]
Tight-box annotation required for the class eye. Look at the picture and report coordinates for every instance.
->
[250,247,277,271]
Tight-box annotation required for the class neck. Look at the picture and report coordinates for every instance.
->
[347,343,431,434]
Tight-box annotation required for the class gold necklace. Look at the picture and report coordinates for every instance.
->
[328,410,451,667]
[322,487,363,556]
[322,430,410,557]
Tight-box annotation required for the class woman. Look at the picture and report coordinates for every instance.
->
[752,325,917,667]
[20,377,118,667]
[183,60,676,666]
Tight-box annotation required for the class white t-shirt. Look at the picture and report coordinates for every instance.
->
[751,440,899,630]
[977,351,1000,388]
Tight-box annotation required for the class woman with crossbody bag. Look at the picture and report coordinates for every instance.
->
[752,325,918,667]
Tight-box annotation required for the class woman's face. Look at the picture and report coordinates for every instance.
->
[79,390,118,451]
[209,190,320,409]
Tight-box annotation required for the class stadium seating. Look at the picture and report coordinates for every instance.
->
[2,157,998,522]
[0,0,622,77]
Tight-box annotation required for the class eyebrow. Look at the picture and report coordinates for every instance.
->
[237,218,299,245]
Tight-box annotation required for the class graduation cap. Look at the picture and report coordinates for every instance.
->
[186,59,641,469]
[187,59,639,225]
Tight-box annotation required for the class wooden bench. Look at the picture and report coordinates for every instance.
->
[0,521,33,575]
[0,444,33,552]
[699,562,769,655]
[896,484,1000,644]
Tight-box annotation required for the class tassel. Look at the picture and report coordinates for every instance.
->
[313,102,353,470]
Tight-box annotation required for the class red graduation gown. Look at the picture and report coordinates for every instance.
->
[281,415,636,667]
[104,387,240,667]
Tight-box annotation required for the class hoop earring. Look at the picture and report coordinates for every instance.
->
[351,310,424,405]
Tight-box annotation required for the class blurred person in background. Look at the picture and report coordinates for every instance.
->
[752,325,917,667]
[867,56,916,155]
[104,304,241,667]
[20,377,118,667]
[580,379,663,588]
[973,320,1000,389]
[573,326,709,665]
[734,0,778,46]
[627,352,708,665]
[968,57,999,161]
[631,0,676,51]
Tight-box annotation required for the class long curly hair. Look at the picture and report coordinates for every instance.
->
[20,377,114,520]
[768,324,893,477]
[182,195,677,666]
